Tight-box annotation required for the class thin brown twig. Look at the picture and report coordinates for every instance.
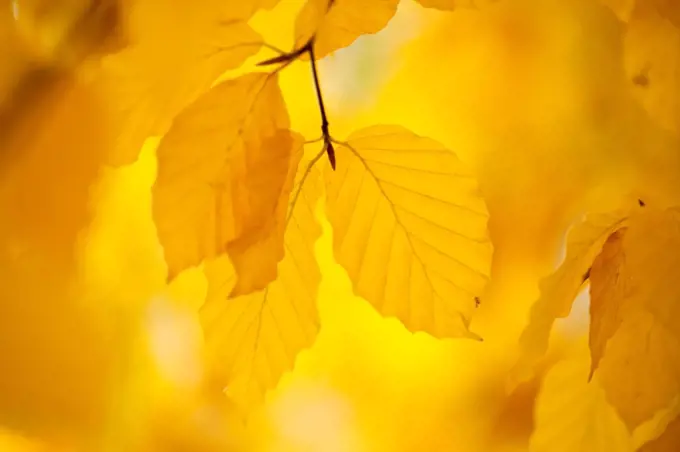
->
[307,40,335,170]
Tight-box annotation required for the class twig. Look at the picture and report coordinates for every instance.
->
[307,40,335,170]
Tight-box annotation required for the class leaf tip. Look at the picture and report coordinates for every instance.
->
[581,267,591,285]
[227,283,252,300]
[466,329,484,342]
[166,269,179,284]
[587,367,596,383]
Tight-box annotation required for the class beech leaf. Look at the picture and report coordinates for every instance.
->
[89,2,263,165]
[324,125,492,339]
[589,207,680,430]
[529,354,632,452]
[512,205,632,386]
[201,161,323,408]
[152,72,289,281]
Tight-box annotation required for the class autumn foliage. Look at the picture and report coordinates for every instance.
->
[1,0,680,451]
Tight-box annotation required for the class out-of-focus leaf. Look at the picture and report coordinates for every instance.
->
[513,205,632,386]
[226,130,304,298]
[89,1,263,165]
[295,0,399,59]
[152,72,289,281]
[588,227,628,376]
[140,383,249,452]
[201,162,323,409]
[589,207,680,430]
[0,74,120,441]
[0,72,107,266]
[529,353,633,452]
[11,0,131,66]
[324,125,492,339]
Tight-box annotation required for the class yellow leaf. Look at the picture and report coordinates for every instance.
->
[640,414,680,452]
[152,72,289,281]
[89,2,262,165]
[529,352,632,452]
[11,0,130,66]
[295,0,399,60]
[324,125,492,339]
[598,313,680,431]
[227,130,304,297]
[0,71,121,441]
[589,207,680,430]
[0,72,109,264]
[201,161,323,409]
[588,227,628,376]
[513,205,631,386]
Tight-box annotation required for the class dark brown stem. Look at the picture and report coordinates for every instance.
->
[256,37,336,169]
[307,41,335,170]
[257,45,307,67]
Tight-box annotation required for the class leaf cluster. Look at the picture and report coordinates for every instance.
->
[7,1,680,449]
[85,0,495,409]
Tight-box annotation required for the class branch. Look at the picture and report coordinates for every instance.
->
[307,41,335,170]
[255,36,336,170]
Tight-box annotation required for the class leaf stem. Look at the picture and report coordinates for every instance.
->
[255,37,336,169]
[257,45,308,66]
[308,44,328,135]
[306,40,336,170]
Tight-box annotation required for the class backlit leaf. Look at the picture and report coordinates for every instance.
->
[529,353,632,452]
[589,207,680,430]
[201,162,323,408]
[0,72,109,266]
[0,72,120,440]
[513,206,631,386]
[324,125,492,339]
[152,72,289,281]
[11,0,131,66]
[588,227,628,376]
[295,0,399,60]
[89,2,263,165]
[226,130,304,298]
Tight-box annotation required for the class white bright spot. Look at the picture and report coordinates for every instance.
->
[146,296,203,389]
[320,0,427,114]
[553,212,591,336]
[11,0,19,21]
[269,380,365,452]
[554,286,591,336]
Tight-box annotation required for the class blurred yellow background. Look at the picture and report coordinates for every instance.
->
[1,0,679,451]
